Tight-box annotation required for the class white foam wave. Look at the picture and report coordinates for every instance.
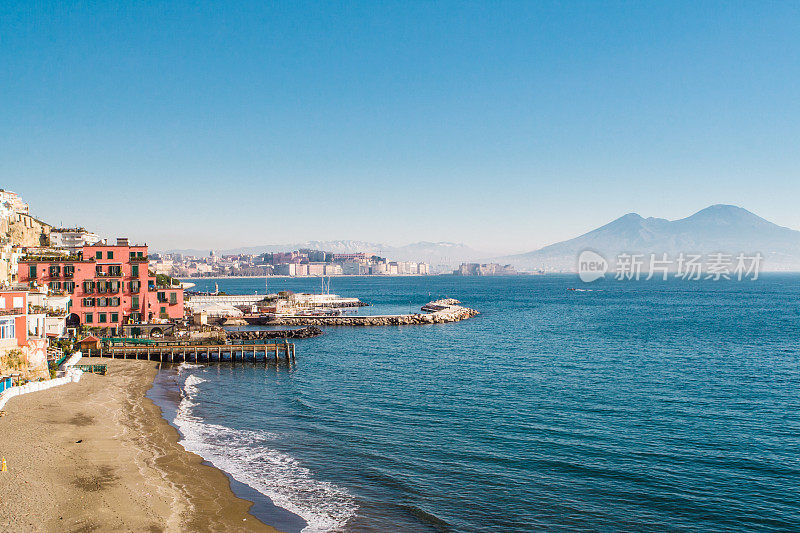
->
[174,370,356,532]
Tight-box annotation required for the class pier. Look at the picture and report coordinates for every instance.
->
[267,299,479,327]
[85,342,296,365]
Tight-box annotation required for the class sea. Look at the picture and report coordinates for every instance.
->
[148,274,800,532]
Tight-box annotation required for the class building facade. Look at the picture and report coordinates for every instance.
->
[49,228,102,254]
[0,290,48,377]
[18,239,184,332]
[0,190,29,215]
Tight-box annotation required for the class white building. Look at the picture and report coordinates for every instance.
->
[50,229,102,254]
[275,263,297,276]
[308,263,326,276]
[0,190,29,215]
[324,264,343,276]
[45,315,67,337]
[342,261,368,275]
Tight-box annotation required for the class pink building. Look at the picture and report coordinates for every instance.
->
[19,238,184,333]
[0,290,47,375]
[0,291,29,348]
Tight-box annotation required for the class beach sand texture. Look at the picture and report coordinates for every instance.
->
[0,358,277,533]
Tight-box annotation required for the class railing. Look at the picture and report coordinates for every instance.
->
[74,364,107,375]
[20,254,85,262]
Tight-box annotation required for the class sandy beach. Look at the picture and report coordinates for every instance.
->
[0,358,278,533]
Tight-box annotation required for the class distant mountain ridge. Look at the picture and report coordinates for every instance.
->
[495,205,800,271]
[163,240,487,266]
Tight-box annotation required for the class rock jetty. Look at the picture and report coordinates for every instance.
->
[267,299,479,327]
[226,326,324,340]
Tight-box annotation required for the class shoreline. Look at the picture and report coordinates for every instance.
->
[0,358,279,532]
[149,364,308,533]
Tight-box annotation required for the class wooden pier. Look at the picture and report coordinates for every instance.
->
[85,342,296,365]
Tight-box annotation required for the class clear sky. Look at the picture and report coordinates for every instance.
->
[2,1,799,253]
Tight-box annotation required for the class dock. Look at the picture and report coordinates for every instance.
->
[85,342,296,365]
[267,299,479,327]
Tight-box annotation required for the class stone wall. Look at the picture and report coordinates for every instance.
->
[1,213,51,248]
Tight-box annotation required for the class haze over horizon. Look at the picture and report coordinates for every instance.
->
[3,2,800,252]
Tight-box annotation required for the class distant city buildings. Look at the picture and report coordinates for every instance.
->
[454,263,516,276]
[157,249,431,278]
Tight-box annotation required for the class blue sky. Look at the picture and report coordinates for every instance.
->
[2,1,799,253]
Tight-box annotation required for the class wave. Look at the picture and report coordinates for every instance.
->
[177,362,205,371]
[398,504,451,532]
[173,369,356,533]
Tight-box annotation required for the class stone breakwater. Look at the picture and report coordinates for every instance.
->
[226,326,324,340]
[267,299,479,327]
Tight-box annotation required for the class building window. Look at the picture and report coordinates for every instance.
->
[98,298,107,307]
[111,313,118,322]
[132,295,139,309]
[49,281,62,291]
[98,313,107,323]
[129,251,135,260]
[65,282,75,293]
[109,265,121,276]
[83,281,95,293]
[157,292,166,303]
[29,264,37,279]
[170,293,177,305]
[132,265,139,277]
[130,280,141,293]
[85,313,93,323]
[95,251,102,260]
[107,251,114,259]
[0,318,15,339]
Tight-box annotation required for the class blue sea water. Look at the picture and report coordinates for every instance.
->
[154,275,800,532]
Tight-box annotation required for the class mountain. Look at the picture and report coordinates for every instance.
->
[495,205,800,271]
[163,240,487,267]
